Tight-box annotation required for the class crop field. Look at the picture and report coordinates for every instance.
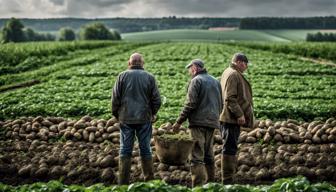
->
[0,41,336,190]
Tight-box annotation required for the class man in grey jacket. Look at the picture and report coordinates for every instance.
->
[173,59,222,187]
[112,53,161,184]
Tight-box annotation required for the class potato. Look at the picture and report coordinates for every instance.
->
[328,135,335,142]
[255,168,269,180]
[265,119,273,127]
[274,134,283,142]
[307,146,319,153]
[311,124,323,135]
[258,120,266,128]
[95,131,101,138]
[41,120,53,127]
[94,138,103,143]
[326,118,335,124]
[58,121,67,131]
[267,126,276,136]
[246,136,256,143]
[70,128,76,135]
[301,122,309,129]
[34,167,49,178]
[239,133,247,143]
[304,132,313,140]
[50,166,64,177]
[89,132,95,142]
[289,133,301,142]
[263,133,272,143]
[287,119,299,125]
[13,119,24,125]
[33,116,43,123]
[307,120,322,131]
[86,126,97,132]
[255,129,266,139]
[74,121,86,129]
[64,131,72,139]
[330,128,336,136]
[312,135,321,143]
[74,132,82,140]
[18,164,32,176]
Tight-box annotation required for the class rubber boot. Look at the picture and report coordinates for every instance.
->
[205,162,215,182]
[118,156,132,185]
[191,164,207,188]
[141,157,154,181]
[221,154,236,184]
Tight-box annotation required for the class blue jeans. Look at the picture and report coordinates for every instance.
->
[120,122,152,159]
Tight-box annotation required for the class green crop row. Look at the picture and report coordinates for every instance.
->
[0,41,126,75]
[0,176,335,192]
[0,42,335,124]
[227,41,336,62]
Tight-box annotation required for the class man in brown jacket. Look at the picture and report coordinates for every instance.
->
[220,53,254,183]
[172,59,222,187]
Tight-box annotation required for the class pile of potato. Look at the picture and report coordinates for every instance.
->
[1,116,336,185]
[239,118,336,144]
[1,116,120,143]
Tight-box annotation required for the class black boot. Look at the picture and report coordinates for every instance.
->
[141,157,154,181]
[221,154,236,184]
[118,156,132,185]
[191,164,207,187]
[205,162,215,182]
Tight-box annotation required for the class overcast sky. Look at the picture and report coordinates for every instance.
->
[0,0,335,18]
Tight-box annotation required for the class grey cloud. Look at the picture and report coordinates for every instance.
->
[49,0,65,6]
[147,0,336,17]
[0,0,335,18]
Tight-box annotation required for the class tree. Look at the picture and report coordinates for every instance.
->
[111,29,121,40]
[80,22,117,40]
[1,17,25,43]
[59,27,76,41]
[24,28,36,41]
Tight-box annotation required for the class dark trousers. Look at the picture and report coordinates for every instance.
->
[220,123,240,155]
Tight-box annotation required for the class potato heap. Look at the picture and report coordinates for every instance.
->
[0,116,335,185]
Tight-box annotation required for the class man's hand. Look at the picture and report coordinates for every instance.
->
[237,115,246,126]
[172,123,181,133]
[151,115,157,123]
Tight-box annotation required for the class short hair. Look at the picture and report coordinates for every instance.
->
[129,53,144,66]
[232,53,248,64]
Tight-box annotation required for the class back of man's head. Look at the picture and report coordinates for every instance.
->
[129,53,144,66]
[231,53,248,64]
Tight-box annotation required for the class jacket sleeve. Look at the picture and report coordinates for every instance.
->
[218,82,223,115]
[223,74,244,118]
[111,74,122,119]
[176,79,200,124]
[150,77,161,115]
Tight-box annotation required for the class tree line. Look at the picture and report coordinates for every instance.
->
[0,17,241,33]
[239,16,336,29]
[1,18,121,43]
[306,32,336,42]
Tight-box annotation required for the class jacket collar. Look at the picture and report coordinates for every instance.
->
[193,68,207,78]
[130,65,144,70]
[230,63,243,74]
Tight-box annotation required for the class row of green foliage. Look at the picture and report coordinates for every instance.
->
[0,41,119,75]
[227,41,336,62]
[0,176,335,192]
[0,42,335,123]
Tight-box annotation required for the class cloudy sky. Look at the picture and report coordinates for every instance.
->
[0,0,335,18]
